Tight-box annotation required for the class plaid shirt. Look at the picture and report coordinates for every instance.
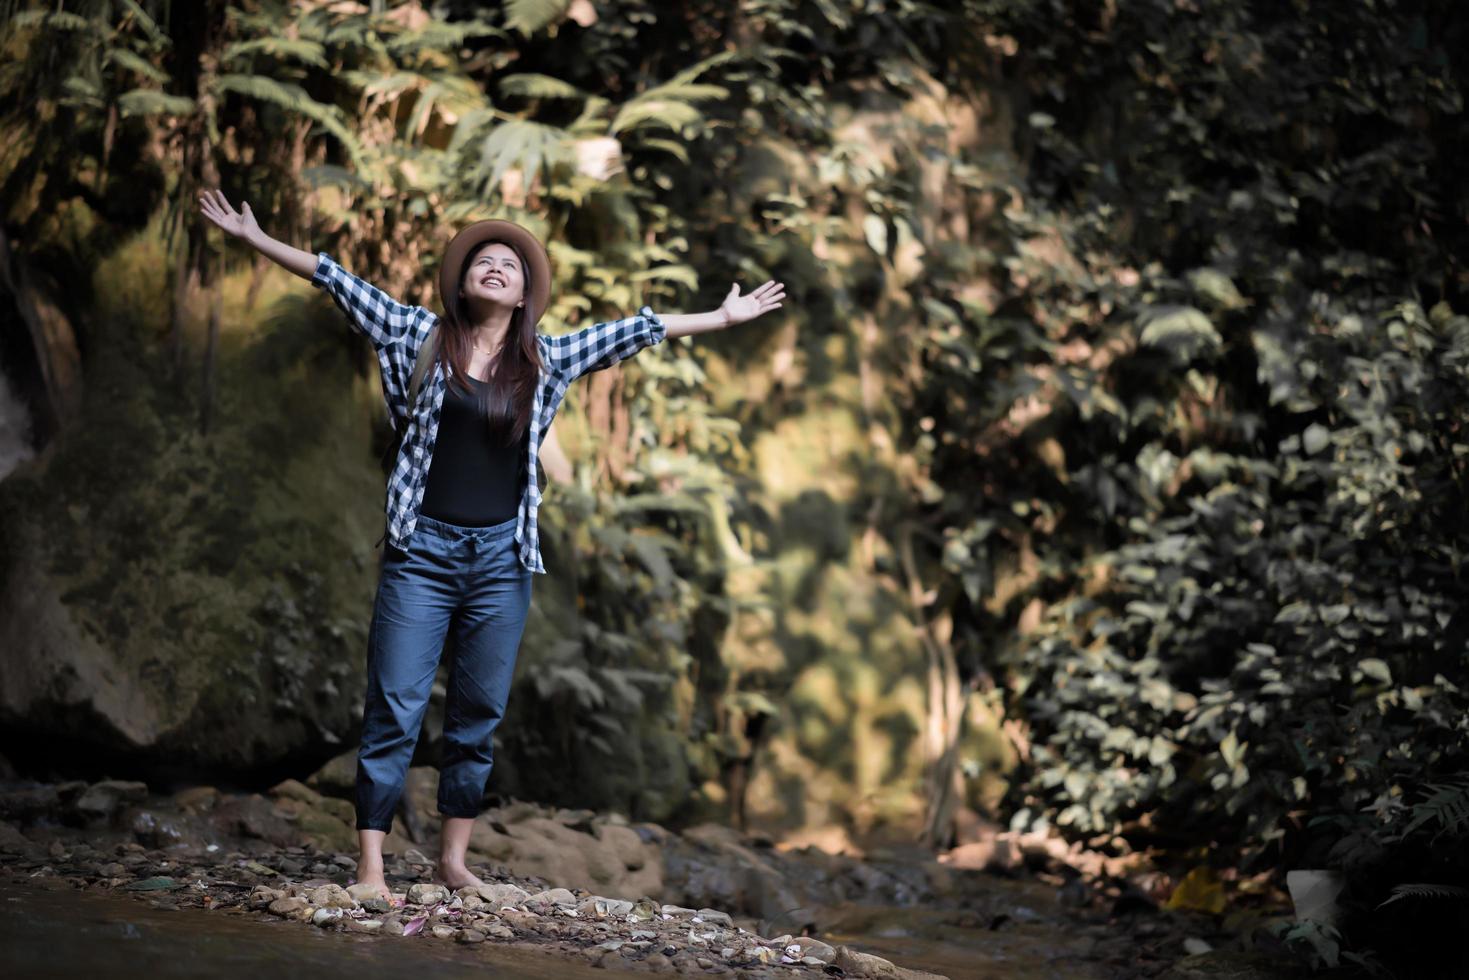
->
[311,252,668,574]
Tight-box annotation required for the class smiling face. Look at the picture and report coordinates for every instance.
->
[459,241,528,310]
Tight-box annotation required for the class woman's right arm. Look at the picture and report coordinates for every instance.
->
[199,189,428,350]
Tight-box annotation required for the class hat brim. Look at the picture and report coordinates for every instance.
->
[439,220,552,326]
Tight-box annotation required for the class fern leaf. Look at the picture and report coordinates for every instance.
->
[211,73,364,168]
[384,18,504,57]
[118,0,169,50]
[504,0,571,36]
[1376,883,1469,909]
[105,47,168,84]
[116,88,197,117]
[498,73,585,101]
[221,37,328,69]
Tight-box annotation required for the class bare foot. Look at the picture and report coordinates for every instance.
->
[436,859,486,892]
[352,857,395,903]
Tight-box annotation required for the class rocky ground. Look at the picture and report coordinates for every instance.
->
[0,760,1308,979]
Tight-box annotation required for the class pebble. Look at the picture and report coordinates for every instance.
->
[267,896,307,917]
[695,908,732,927]
[785,937,837,963]
[430,924,456,939]
[311,907,343,927]
[487,924,514,939]
[406,883,449,905]
[457,929,486,944]
[527,886,576,905]
[309,884,355,909]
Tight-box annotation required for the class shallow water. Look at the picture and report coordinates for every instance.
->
[1,877,639,979]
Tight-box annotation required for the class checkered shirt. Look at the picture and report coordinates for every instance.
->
[311,252,668,574]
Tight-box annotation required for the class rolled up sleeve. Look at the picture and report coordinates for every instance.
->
[542,306,667,381]
[311,252,425,350]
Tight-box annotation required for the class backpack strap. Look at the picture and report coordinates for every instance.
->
[374,326,440,551]
[409,324,439,410]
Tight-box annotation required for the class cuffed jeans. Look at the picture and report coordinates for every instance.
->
[355,513,531,831]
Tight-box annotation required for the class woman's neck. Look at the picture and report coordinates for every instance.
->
[466,306,516,354]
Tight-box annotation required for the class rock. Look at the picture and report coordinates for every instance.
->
[578,896,634,918]
[267,779,321,806]
[308,884,356,909]
[248,886,284,910]
[0,338,381,776]
[381,919,406,936]
[430,924,456,939]
[306,749,358,797]
[406,883,449,905]
[498,909,540,931]
[267,896,307,917]
[487,924,514,939]
[312,907,344,927]
[73,780,149,822]
[1159,951,1299,980]
[627,897,661,921]
[122,876,179,892]
[99,862,128,878]
[643,952,674,973]
[834,945,949,979]
[346,919,383,934]
[527,887,576,906]
[694,908,732,927]
[660,904,698,918]
[457,929,485,944]
[471,882,530,907]
[211,795,299,848]
[785,937,836,963]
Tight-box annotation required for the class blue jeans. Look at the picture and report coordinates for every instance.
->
[355,513,532,831]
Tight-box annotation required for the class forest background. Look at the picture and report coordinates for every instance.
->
[1,0,1467,971]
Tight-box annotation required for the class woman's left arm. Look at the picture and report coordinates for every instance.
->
[543,279,786,380]
[662,280,786,339]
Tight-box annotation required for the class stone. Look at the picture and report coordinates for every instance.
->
[785,937,837,963]
[267,896,307,917]
[578,896,633,918]
[834,945,923,978]
[346,919,384,934]
[312,907,344,927]
[406,883,450,905]
[527,887,577,906]
[469,882,530,907]
[381,919,406,936]
[309,883,356,909]
[247,886,284,910]
[627,897,661,921]
[73,781,149,822]
[660,904,698,918]
[457,929,486,944]
[694,908,733,927]
[487,924,514,939]
[430,924,456,939]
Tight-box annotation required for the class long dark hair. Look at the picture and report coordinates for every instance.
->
[438,239,544,447]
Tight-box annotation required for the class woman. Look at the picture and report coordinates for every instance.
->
[197,189,784,900]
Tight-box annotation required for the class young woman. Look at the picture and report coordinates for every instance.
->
[197,189,784,900]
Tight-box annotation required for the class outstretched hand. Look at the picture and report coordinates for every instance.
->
[719,279,786,327]
[198,189,260,242]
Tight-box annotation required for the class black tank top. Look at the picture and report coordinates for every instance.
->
[418,374,527,526]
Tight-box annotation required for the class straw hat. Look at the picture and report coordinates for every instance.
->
[438,219,552,324]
